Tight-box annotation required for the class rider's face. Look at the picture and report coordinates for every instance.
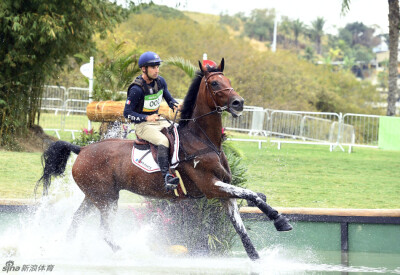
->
[144,65,159,80]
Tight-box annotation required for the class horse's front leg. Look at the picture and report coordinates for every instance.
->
[215,181,293,232]
[221,198,260,260]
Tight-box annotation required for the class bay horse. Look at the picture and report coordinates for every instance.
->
[36,59,292,260]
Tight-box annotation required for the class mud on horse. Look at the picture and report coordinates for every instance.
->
[36,58,292,260]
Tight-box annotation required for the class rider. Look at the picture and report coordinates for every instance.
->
[124,51,180,191]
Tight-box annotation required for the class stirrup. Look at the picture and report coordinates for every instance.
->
[164,173,179,191]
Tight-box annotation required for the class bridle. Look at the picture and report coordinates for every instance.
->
[204,72,235,113]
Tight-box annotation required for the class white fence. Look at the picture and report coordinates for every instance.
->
[223,108,382,151]
[42,85,90,114]
[38,86,91,139]
[39,85,382,151]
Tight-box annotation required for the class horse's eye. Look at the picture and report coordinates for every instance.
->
[211,81,218,87]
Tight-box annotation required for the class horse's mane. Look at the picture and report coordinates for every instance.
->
[179,66,221,127]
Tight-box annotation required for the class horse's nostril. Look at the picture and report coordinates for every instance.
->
[231,98,244,110]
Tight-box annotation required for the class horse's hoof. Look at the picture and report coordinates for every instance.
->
[111,244,121,252]
[274,215,293,232]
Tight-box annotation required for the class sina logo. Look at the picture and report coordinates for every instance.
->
[2,261,20,272]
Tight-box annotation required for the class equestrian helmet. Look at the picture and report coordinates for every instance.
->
[139,51,163,68]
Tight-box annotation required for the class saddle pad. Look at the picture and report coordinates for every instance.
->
[131,125,179,173]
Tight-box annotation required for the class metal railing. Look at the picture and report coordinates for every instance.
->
[342,113,380,147]
[39,86,90,139]
[267,110,342,143]
[222,108,382,151]
[39,85,383,151]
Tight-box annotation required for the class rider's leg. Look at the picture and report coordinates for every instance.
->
[135,121,179,190]
[157,144,179,190]
[150,124,179,190]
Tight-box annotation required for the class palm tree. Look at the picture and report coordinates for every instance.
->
[292,19,305,49]
[387,0,399,116]
[93,42,141,101]
[342,0,398,116]
[310,17,326,55]
[164,56,197,78]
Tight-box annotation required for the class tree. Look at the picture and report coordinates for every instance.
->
[105,8,378,114]
[243,9,275,42]
[291,19,305,49]
[342,0,398,116]
[339,22,380,48]
[0,0,128,148]
[310,17,326,55]
[219,12,241,31]
[387,0,399,116]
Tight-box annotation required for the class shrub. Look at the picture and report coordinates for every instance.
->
[71,128,101,146]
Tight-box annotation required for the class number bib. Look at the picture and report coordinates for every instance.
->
[143,89,163,113]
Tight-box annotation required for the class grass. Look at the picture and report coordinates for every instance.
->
[1,134,400,209]
[228,139,400,209]
[0,151,42,199]
[38,112,101,141]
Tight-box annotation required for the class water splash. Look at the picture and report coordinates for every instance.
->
[1,164,399,274]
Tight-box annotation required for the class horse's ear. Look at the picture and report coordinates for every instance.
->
[198,60,207,73]
[218,58,225,72]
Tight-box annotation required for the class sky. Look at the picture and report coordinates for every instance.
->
[145,0,389,35]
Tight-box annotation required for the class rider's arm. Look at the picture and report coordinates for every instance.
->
[123,86,148,123]
[159,76,178,109]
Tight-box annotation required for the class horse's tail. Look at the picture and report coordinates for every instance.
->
[35,141,81,197]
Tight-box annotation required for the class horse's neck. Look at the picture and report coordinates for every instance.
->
[191,107,223,149]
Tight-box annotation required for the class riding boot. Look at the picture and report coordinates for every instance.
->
[157,145,179,191]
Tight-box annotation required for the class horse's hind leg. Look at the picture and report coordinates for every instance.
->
[215,181,292,232]
[221,198,260,260]
[67,196,95,240]
[98,199,121,252]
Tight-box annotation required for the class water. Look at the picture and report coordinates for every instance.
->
[1,174,399,274]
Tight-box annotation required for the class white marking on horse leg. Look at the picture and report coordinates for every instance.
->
[215,181,279,221]
[222,198,260,260]
[215,181,256,198]
[224,198,246,232]
[193,159,199,168]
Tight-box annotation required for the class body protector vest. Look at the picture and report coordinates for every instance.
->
[127,75,164,115]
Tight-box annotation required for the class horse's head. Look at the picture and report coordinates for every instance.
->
[198,58,244,118]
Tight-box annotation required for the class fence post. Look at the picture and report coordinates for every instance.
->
[331,113,344,152]
[88,57,94,130]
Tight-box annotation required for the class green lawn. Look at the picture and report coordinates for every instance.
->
[229,140,400,209]
[1,136,400,209]
[38,112,101,141]
[0,151,42,199]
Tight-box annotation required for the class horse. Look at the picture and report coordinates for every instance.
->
[36,58,292,260]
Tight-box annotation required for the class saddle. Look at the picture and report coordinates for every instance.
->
[133,127,176,161]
